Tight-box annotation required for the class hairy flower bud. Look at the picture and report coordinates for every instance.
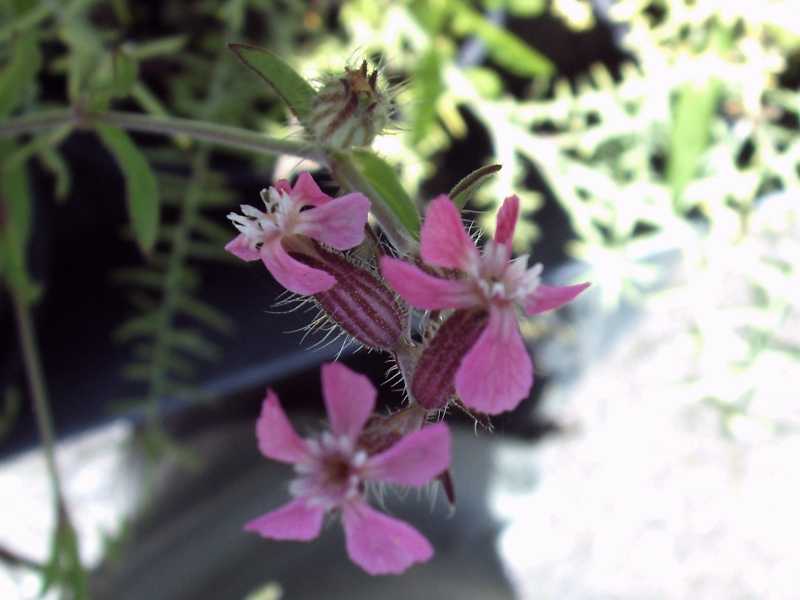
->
[307,60,392,148]
[296,244,406,351]
[411,309,489,410]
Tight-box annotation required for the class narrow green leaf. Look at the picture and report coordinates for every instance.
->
[2,124,73,173]
[114,311,160,341]
[411,47,444,145]
[0,139,39,303]
[124,35,187,60]
[228,43,316,121]
[0,386,21,440]
[449,163,502,208]
[667,81,719,208]
[39,147,72,201]
[451,2,553,77]
[166,329,219,360]
[177,294,233,333]
[0,30,42,119]
[347,149,421,238]
[96,124,160,253]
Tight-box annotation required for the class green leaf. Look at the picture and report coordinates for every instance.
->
[0,139,40,303]
[88,49,139,111]
[0,386,21,441]
[346,149,421,238]
[0,30,42,119]
[39,147,73,201]
[228,43,316,121]
[96,125,160,254]
[411,47,445,145]
[449,163,502,208]
[451,2,553,77]
[124,35,187,60]
[176,294,233,333]
[667,81,719,208]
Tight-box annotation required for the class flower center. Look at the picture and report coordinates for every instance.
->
[227,187,298,250]
[290,431,367,509]
[472,241,543,307]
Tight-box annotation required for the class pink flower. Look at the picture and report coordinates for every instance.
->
[226,172,370,295]
[380,195,589,414]
[245,362,451,575]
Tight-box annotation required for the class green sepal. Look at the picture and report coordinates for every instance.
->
[228,43,316,122]
[346,149,421,239]
[449,163,502,208]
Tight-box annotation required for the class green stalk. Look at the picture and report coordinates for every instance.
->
[0,108,320,161]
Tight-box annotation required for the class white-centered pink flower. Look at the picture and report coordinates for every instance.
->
[380,195,589,414]
[245,362,451,576]
[226,172,370,295]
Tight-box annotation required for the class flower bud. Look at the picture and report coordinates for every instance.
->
[307,60,392,148]
[411,309,489,410]
[295,244,406,351]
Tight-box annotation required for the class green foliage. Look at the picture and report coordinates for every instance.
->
[346,148,422,238]
[228,43,317,123]
[96,125,160,254]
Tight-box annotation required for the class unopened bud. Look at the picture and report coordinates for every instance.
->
[307,60,392,148]
[411,309,488,410]
[296,244,406,351]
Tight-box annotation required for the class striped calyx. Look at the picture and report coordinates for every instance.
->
[306,60,391,149]
[411,309,489,410]
[297,245,406,351]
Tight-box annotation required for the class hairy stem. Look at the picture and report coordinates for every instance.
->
[0,108,320,160]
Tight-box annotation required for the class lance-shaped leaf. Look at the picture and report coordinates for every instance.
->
[96,124,160,254]
[0,30,42,119]
[228,43,316,122]
[448,163,501,208]
[345,148,421,239]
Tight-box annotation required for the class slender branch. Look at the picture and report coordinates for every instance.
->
[12,293,65,505]
[0,544,44,572]
[0,108,321,161]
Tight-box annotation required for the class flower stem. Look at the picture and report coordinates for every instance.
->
[12,293,64,505]
[0,108,320,160]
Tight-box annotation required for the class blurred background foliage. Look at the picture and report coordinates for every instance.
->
[2,0,800,597]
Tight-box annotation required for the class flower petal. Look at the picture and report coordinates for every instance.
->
[225,234,260,262]
[420,195,478,270]
[455,306,532,414]
[342,503,433,575]
[244,499,325,541]
[321,362,376,439]
[256,390,310,464]
[524,282,590,315]
[364,423,450,486]
[495,195,519,248]
[296,192,370,250]
[291,172,332,207]
[380,257,478,310]
[261,237,336,295]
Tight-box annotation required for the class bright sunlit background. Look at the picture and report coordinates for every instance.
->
[2,0,799,598]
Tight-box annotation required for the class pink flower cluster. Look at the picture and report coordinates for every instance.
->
[381,195,589,414]
[246,363,450,575]
[227,172,589,575]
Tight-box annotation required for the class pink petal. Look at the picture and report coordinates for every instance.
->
[321,362,376,439]
[420,195,478,270]
[256,390,310,464]
[364,423,450,486]
[274,179,292,195]
[291,172,332,207]
[524,282,590,315]
[244,499,325,541]
[296,192,370,250]
[495,195,519,248]
[380,257,478,310]
[455,306,532,414]
[261,237,336,295]
[342,503,433,575]
[225,234,260,262]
